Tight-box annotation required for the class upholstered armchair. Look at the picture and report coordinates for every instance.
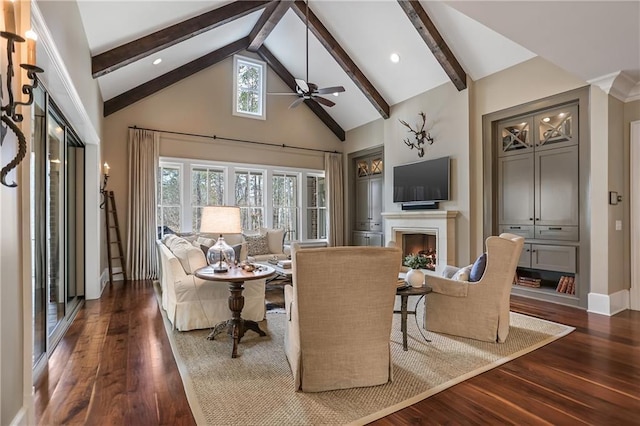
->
[424,233,524,343]
[284,243,402,392]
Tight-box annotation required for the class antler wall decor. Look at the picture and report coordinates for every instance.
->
[399,112,434,158]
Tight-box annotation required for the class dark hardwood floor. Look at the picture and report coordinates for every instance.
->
[35,281,640,425]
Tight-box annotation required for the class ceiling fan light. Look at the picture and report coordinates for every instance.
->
[390,53,401,63]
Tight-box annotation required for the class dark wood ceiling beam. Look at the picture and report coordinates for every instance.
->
[247,0,293,52]
[104,37,250,117]
[92,0,271,78]
[257,46,345,141]
[397,0,467,91]
[291,1,390,119]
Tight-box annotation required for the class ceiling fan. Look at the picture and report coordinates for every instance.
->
[269,0,345,109]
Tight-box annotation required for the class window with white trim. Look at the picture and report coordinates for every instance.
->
[157,158,326,241]
[233,55,266,120]
[235,169,264,231]
[306,175,327,239]
[191,166,225,232]
[272,172,299,242]
[157,163,182,236]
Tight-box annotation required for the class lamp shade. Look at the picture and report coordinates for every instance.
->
[200,206,242,235]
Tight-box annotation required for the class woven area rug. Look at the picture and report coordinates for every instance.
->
[158,290,573,426]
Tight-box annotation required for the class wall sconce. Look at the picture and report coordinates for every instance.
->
[0,2,44,187]
[609,191,622,205]
[99,162,109,209]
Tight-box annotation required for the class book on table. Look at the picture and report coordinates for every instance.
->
[277,260,292,269]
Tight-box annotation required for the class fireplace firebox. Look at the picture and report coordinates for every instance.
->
[402,234,437,271]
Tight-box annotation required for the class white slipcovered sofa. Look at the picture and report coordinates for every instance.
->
[194,227,290,263]
[156,234,266,331]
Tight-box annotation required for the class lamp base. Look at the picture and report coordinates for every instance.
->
[212,263,228,273]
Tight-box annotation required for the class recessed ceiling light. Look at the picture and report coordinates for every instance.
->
[542,117,551,122]
[153,58,162,65]
[333,92,339,97]
[390,53,400,63]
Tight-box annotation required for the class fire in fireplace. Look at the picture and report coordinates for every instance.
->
[402,233,437,271]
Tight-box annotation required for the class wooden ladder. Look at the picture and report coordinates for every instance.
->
[105,191,127,284]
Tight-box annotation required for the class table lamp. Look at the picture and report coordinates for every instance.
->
[199,206,242,273]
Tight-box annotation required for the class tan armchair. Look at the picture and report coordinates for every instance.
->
[283,243,402,392]
[424,233,524,343]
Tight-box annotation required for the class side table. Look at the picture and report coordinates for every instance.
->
[195,264,276,358]
[395,285,432,351]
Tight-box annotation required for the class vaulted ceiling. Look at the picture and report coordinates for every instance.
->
[76,1,640,141]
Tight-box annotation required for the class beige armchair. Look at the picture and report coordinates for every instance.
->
[424,233,524,343]
[284,243,402,392]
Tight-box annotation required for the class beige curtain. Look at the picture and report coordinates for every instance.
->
[324,152,344,246]
[126,129,159,280]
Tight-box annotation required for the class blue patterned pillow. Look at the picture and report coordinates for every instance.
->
[469,253,487,282]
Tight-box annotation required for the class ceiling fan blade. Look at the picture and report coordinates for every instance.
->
[295,79,309,93]
[289,97,305,109]
[307,82,318,92]
[316,86,345,95]
[313,96,336,108]
[268,92,299,96]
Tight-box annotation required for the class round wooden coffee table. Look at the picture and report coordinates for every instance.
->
[195,264,276,358]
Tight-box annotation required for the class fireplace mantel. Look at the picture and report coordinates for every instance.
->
[382,210,459,270]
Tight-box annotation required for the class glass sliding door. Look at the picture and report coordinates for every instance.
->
[31,86,86,378]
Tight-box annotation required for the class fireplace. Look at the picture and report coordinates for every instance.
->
[402,233,437,271]
[382,210,459,273]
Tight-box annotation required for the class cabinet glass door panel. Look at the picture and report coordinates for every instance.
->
[534,105,578,150]
[498,117,533,156]
[370,157,383,175]
[356,160,369,177]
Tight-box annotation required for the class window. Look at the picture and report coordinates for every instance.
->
[157,158,325,242]
[192,166,224,232]
[306,175,327,239]
[157,164,182,236]
[233,55,266,120]
[235,169,264,231]
[272,173,299,242]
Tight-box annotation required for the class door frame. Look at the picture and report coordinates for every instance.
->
[630,120,640,310]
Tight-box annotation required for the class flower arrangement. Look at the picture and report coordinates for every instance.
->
[403,253,433,270]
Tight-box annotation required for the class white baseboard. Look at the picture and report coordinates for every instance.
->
[100,267,125,289]
[9,405,29,426]
[587,290,630,316]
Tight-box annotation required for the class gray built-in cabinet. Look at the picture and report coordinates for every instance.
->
[353,153,384,247]
[484,88,590,308]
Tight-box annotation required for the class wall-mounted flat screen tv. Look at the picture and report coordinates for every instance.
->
[393,156,450,204]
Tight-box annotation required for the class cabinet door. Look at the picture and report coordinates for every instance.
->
[498,154,534,225]
[352,232,367,246]
[518,243,532,268]
[535,145,579,226]
[498,116,534,157]
[368,233,383,247]
[355,179,370,228]
[369,176,383,231]
[534,105,578,151]
[531,244,576,273]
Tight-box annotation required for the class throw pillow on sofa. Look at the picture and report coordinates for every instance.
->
[244,233,270,256]
[260,227,285,254]
[452,265,473,281]
[168,238,207,274]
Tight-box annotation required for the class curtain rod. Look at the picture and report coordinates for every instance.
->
[128,126,340,154]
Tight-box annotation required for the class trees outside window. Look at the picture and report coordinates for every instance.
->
[233,55,266,120]
[273,173,299,242]
[158,158,325,241]
[192,167,224,232]
[235,170,264,231]
[157,164,182,236]
[306,175,327,239]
